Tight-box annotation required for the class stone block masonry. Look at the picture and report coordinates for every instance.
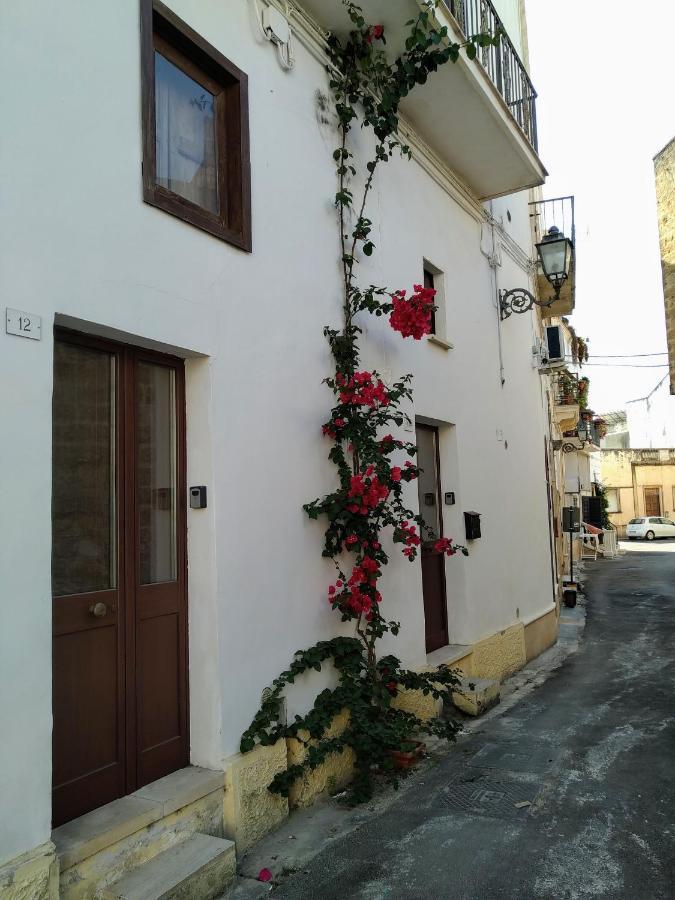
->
[654,137,675,394]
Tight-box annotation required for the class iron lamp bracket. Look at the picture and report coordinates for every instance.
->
[499,287,558,321]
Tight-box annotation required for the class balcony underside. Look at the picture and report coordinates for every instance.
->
[538,256,576,318]
[554,402,580,433]
[562,435,601,454]
[296,0,547,200]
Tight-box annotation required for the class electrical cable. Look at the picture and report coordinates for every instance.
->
[574,362,670,368]
[584,352,668,359]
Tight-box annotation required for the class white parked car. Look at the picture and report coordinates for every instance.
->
[626,516,675,541]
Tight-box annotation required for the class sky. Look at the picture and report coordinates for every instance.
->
[525,0,675,414]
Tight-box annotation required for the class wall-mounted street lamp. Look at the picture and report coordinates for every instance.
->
[561,419,595,453]
[500,226,574,320]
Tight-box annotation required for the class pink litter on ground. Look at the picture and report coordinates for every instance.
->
[258,868,273,882]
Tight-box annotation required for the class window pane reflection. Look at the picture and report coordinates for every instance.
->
[416,427,441,541]
[155,51,218,214]
[52,342,116,596]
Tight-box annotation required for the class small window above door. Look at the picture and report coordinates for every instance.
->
[423,260,451,349]
[141,0,251,250]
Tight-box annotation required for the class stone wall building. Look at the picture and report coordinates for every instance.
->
[654,137,675,394]
[600,449,675,536]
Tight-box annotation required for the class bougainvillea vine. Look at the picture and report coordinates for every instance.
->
[241,1,498,803]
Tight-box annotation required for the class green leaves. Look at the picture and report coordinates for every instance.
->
[240,0,472,805]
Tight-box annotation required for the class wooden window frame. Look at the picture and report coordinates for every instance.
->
[423,266,437,336]
[605,487,621,514]
[141,0,251,250]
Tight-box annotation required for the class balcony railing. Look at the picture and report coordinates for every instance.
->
[444,0,538,150]
[552,371,579,407]
[529,195,576,247]
[529,195,576,316]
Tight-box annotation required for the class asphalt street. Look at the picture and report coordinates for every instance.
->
[264,550,675,899]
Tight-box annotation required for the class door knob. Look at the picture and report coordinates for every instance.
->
[89,601,108,618]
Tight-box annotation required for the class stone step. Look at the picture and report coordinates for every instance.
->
[448,677,500,716]
[101,833,236,900]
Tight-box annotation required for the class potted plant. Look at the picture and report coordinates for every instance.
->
[577,376,590,409]
[594,418,607,439]
[389,739,425,770]
[580,407,594,422]
[558,370,576,405]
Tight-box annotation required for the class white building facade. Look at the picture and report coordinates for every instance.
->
[0,1,562,895]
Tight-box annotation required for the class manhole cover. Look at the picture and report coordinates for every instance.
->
[442,777,539,819]
[468,741,560,773]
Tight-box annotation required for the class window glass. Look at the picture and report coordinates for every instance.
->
[605,488,619,513]
[628,518,644,524]
[137,362,177,584]
[52,342,116,596]
[424,268,436,335]
[155,51,218,214]
[416,426,441,541]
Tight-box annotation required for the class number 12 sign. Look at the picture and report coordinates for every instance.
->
[6,308,42,341]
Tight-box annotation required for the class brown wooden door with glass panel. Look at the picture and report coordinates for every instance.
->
[51,333,187,826]
[415,424,449,653]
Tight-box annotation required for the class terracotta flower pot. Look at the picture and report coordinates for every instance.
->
[389,740,425,770]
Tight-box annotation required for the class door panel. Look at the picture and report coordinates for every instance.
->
[134,357,188,790]
[52,340,123,827]
[416,424,449,653]
[644,488,661,517]
[52,342,117,596]
[52,334,187,826]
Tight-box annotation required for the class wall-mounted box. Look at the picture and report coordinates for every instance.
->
[464,511,481,540]
[190,486,207,509]
[562,506,580,533]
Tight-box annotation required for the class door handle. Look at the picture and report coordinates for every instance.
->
[89,601,108,618]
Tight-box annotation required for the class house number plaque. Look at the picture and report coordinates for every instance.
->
[6,308,42,340]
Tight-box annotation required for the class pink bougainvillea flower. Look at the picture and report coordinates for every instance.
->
[389,284,435,339]
[257,868,273,883]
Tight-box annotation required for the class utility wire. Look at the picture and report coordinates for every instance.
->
[576,362,670,368]
[586,352,668,358]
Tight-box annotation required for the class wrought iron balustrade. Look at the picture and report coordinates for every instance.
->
[552,371,579,407]
[443,0,538,150]
[529,195,576,247]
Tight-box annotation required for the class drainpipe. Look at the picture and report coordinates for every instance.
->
[481,203,504,386]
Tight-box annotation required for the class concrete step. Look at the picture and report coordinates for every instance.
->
[448,677,500,716]
[101,833,236,900]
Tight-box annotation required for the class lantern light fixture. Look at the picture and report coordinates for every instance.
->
[500,225,574,320]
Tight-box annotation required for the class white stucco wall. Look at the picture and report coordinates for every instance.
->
[0,0,551,864]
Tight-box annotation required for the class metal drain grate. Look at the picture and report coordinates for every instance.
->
[442,777,539,819]
[468,741,560,773]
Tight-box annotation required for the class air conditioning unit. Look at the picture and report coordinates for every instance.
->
[538,325,566,370]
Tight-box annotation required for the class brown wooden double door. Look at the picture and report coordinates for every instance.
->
[416,424,449,653]
[52,332,188,827]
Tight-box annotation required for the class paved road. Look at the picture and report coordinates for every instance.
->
[271,552,675,900]
[620,538,675,553]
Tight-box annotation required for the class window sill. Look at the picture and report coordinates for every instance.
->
[427,334,454,351]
